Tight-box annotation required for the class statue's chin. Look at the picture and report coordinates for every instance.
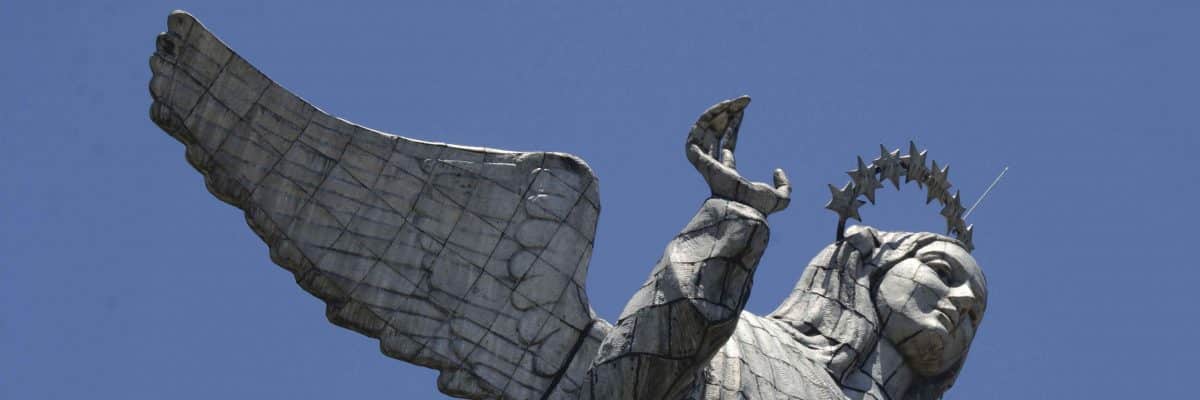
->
[898,330,957,377]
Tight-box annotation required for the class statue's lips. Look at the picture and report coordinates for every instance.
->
[936,307,961,331]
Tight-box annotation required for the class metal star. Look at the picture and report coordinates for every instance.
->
[925,160,952,204]
[958,224,975,252]
[940,190,966,234]
[902,141,928,188]
[874,145,903,189]
[847,156,884,204]
[825,182,865,222]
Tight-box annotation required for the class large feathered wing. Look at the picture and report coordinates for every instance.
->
[148,11,611,399]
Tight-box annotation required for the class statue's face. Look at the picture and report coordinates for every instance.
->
[875,240,987,377]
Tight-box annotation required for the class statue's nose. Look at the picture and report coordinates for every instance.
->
[948,284,977,322]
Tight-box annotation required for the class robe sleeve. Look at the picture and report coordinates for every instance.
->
[585,197,770,399]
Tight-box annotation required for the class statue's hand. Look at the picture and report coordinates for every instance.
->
[686,96,791,215]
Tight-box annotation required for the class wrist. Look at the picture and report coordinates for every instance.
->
[707,178,789,217]
[702,196,768,222]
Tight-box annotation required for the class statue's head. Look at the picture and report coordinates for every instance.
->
[770,226,987,397]
[775,142,990,397]
[873,234,987,378]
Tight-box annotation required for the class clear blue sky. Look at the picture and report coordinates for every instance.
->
[3,2,1197,399]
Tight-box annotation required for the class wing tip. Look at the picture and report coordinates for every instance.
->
[168,9,195,23]
[166,10,200,37]
[544,152,599,182]
[155,10,199,62]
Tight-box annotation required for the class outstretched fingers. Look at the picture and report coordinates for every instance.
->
[688,143,739,203]
[685,96,792,215]
[721,96,748,153]
[769,168,792,212]
[722,148,737,169]
[773,168,791,198]
[689,96,750,165]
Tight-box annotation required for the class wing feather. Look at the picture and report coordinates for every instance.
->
[149,11,610,399]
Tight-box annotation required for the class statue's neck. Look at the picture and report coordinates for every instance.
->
[862,339,913,400]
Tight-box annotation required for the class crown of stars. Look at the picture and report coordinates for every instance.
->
[825,141,976,251]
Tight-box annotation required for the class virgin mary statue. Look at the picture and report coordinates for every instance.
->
[585,98,987,400]
[149,11,987,400]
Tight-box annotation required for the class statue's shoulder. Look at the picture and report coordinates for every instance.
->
[684,313,846,400]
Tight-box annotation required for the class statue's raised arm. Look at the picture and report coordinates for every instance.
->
[587,97,790,399]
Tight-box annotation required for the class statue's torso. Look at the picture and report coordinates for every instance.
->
[683,313,888,400]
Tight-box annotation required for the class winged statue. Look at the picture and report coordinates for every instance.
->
[149,11,988,400]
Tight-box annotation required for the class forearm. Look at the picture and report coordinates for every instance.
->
[587,197,769,399]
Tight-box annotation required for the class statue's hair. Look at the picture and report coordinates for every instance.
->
[769,226,971,399]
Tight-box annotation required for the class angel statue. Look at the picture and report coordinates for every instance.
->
[148,11,987,400]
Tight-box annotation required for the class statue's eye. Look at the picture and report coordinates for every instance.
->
[925,259,953,284]
[935,267,950,282]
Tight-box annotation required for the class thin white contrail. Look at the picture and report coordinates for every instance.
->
[964,166,1008,220]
